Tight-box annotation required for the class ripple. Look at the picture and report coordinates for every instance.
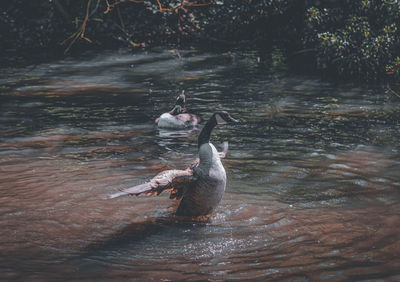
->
[0,49,399,280]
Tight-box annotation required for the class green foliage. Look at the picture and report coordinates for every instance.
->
[1,0,398,82]
[304,0,400,81]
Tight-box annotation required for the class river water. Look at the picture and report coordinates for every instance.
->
[0,49,399,280]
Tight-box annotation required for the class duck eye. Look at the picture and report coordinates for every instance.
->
[216,113,228,125]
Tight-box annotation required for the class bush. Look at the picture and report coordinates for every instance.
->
[1,0,398,82]
[304,0,400,81]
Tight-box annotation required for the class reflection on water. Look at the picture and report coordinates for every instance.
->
[0,49,399,280]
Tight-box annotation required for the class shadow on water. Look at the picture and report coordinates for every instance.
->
[82,215,209,257]
[0,48,399,280]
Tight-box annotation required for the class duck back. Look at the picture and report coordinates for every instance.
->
[157,113,200,129]
[176,143,226,216]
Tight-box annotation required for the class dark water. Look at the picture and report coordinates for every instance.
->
[0,49,399,281]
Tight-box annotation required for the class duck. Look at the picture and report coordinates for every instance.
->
[107,111,239,217]
[155,91,201,129]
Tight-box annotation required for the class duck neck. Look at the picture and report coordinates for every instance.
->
[169,105,182,116]
[198,115,217,147]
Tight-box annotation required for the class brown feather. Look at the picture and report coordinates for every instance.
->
[106,142,228,200]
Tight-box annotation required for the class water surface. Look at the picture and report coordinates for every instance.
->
[0,49,399,280]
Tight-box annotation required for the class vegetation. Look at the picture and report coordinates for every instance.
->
[304,0,399,82]
[1,0,399,82]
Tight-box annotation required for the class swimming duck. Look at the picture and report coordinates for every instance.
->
[155,91,201,129]
[108,111,239,217]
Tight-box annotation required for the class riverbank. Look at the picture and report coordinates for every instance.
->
[1,1,398,83]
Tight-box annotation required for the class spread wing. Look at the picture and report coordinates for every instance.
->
[106,168,195,199]
[106,142,229,200]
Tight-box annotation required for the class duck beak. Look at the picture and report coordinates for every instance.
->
[216,113,240,124]
[228,116,239,123]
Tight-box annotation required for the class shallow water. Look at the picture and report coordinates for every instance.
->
[0,49,399,281]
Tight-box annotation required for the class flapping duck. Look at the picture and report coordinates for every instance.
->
[108,111,239,217]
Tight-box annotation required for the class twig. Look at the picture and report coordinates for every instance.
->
[61,0,93,53]
[60,0,215,52]
[104,0,144,14]
[156,0,172,12]
[386,88,400,98]
[157,0,215,13]
[117,6,125,30]
[90,0,102,17]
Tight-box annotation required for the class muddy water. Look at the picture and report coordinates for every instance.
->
[0,50,399,280]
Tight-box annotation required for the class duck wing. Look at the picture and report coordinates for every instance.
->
[218,141,229,158]
[106,168,195,199]
[106,142,229,200]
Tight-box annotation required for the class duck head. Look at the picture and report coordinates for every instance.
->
[214,111,239,125]
[175,91,186,108]
[198,111,239,147]
[169,91,186,116]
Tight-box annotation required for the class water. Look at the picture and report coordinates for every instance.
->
[0,49,399,280]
